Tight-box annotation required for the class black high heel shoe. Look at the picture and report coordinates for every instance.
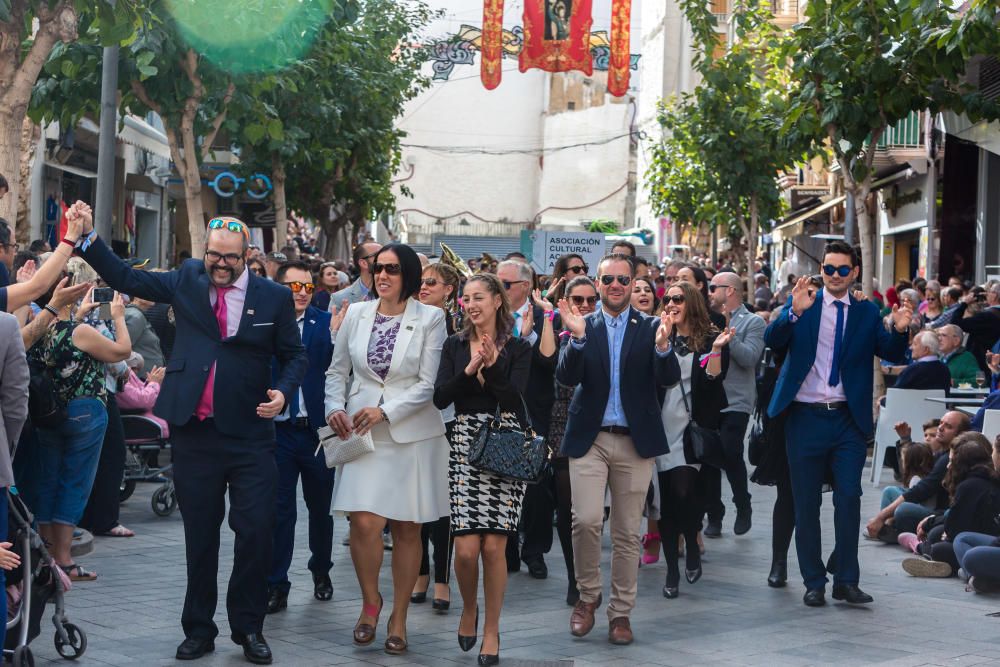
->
[685,551,702,584]
[458,607,479,652]
[478,633,500,666]
[663,570,680,599]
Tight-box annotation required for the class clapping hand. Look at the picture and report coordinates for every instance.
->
[15,260,37,284]
[893,421,912,440]
[790,276,817,317]
[464,350,485,377]
[480,333,499,368]
[890,303,913,333]
[256,389,285,418]
[330,299,349,334]
[655,310,675,352]
[520,305,534,338]
[556,299,586,338]
[146,366,166,384]
[533,289,554,313]
[712,326,737,350]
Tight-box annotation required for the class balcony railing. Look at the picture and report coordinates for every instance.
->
[876,110,924,149]
[770,0,799,17]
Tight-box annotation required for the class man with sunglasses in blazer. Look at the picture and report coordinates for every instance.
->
[71,207,306,665]
[766,240,911,608]
[556,252,680,645]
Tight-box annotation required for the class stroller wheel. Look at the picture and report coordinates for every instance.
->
[54,622,87,660]
[151,484,177,517]
[12,645,34,667]
[119,478,136,503]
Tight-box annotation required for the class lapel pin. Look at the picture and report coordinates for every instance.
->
[406,325,414,331]
[630,319,637,324]
[309,319,316,325]
[247,309,255,315]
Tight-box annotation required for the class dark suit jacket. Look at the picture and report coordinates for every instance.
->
[525,304,561,437]
[82,237,307,440]
[895,359,952,393]
[272,305,333,432]
[556,307,680,459]
[765,290,908,437]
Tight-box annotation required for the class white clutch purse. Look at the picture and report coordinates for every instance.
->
[314,426,375,468]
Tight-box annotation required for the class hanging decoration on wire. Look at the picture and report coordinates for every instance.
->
[519,0,593,76]
[480,0,505,90]
[607,0,632,96]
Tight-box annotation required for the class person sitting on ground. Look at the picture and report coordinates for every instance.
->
[899,433,1000,577]
[938,324,981,387]
[880,436,935,510]
[883,330,951,393]
[866,410,971,540]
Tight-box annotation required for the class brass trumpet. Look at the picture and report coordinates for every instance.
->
[439,242,474,278]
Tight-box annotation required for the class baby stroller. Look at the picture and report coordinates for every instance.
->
[4,487,87,666]
[119,412,176,517]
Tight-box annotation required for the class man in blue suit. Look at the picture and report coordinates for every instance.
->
[74,208,306,664]
[266,261,336,614]
[557,253,680,645]
[766,240,911,607]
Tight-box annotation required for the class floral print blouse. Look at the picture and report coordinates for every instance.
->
[367,312,402,380]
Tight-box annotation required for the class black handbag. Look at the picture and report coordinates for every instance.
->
[679,379,726,469]
[468,397,548,484]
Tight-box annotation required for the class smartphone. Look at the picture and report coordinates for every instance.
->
[92,287,114,320]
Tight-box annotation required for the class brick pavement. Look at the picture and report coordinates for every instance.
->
[27,461,1000,667]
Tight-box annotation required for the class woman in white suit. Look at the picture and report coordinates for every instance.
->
[324,243,448,656]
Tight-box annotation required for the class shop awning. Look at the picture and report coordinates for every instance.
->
[45,162,97,179]
[118,116,171,160]
[773,195,846,236]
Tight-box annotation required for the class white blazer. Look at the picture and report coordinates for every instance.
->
[324,298,447,443]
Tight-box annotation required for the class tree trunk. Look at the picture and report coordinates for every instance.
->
[0,109,23,224]
[271,153,288,250]
[855,182,874,297]
[15,116,40,240]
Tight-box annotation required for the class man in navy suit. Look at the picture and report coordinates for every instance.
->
[74,209,306,664]
[766,240,911,607]
[266,261,336,614]
[557,253,680,645]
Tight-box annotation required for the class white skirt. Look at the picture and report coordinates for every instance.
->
[331,423,450,523]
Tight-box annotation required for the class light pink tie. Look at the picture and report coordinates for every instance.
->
[195,286,233,421]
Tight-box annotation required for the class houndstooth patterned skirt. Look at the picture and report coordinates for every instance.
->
[448,412,527,536]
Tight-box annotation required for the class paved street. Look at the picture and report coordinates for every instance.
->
[30,460,1000,667]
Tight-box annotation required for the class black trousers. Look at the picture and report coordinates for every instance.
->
[79,395,125,535]
[419,517,453,584]
[519,481,555,562]
[704,411,752,523]
[172,418,277,639]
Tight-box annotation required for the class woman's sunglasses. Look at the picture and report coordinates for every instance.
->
[600,275,632,286]
[283,281,315,294]
[665,294,686,304]
[251,267,266,276]
[421,277,439,287]
[570,295,598,306]
[566,264,589,275]
[373,263,402,276]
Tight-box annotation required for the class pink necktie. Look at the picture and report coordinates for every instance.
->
[195,286,233,421]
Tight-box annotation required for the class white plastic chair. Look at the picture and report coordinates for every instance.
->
[981,409,1000,445]
[871,389,946,485]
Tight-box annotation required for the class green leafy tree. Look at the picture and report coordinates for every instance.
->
[780,0,1000,294]
[0,0,142,224]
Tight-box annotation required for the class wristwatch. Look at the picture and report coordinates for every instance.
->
[379,408,390,424]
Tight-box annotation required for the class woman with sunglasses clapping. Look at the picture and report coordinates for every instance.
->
[324,243,450,655]
[656,280,735,599]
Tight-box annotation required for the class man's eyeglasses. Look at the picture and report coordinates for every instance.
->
[283,281,315,295]
[373,262,402,276]
[566,264,588,275]
[822,264,852,277]
[570,295,598,306]
[599,274,632,286]
[208,217,250,241]
[0,242,19,253]
[205,250,244,266]
[502,280,529,290]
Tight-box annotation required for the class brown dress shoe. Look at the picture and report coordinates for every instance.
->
[569,593,602,637]
[608,616,633,645]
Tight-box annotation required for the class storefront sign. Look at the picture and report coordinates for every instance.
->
[524,230,606,274]
[790,187,830,210]
[882,184,922,216]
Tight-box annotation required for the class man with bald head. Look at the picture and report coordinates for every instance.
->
[705,270,766,536]
[866,410,971,540]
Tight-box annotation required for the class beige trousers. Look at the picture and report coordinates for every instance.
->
[569,431,653,621]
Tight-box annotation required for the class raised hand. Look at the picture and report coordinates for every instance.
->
[330,299,349,334]
[520,305,534,338]
[533,288,554,313]
[70,201,93,236]
[890,303,913,333]
[712,326,737,350]
[557,298,586,338]
[464,350,485,377]
[48,277,90,310]
[75,286,100,320]
[790,276,816,317]
[480,333,499,368]
[893,421,912,440]
[110,291,126,319]
[655,310,675,352]
[15,259,37,284]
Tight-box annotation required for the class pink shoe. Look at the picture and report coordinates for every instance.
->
[898,532,920,553]
[641,533,661,565]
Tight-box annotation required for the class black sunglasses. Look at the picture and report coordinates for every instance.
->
[822,264,852,277]
[600,274,632,286]
[373,263,402,276]
[570,295,598,306]
[566,265,589,275]
[708,284,731,293]
[502,280,529,290]
[665,294,686,304]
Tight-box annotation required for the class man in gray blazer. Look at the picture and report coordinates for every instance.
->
[1,312,29,490]
[705,271,766,537]
[328,241,381,311]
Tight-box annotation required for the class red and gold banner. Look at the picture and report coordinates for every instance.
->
[480,0,505,90]
[607,0,631,96]
[518,0,593,76]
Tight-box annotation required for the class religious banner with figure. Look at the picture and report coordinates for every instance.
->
[607,0,632,96]
[481,0,505,90]
[519,0,594,75]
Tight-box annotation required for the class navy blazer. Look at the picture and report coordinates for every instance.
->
[272,305,333,432]
[765,291,908,437]
[556,307,680,459]
[82,237,307,440]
